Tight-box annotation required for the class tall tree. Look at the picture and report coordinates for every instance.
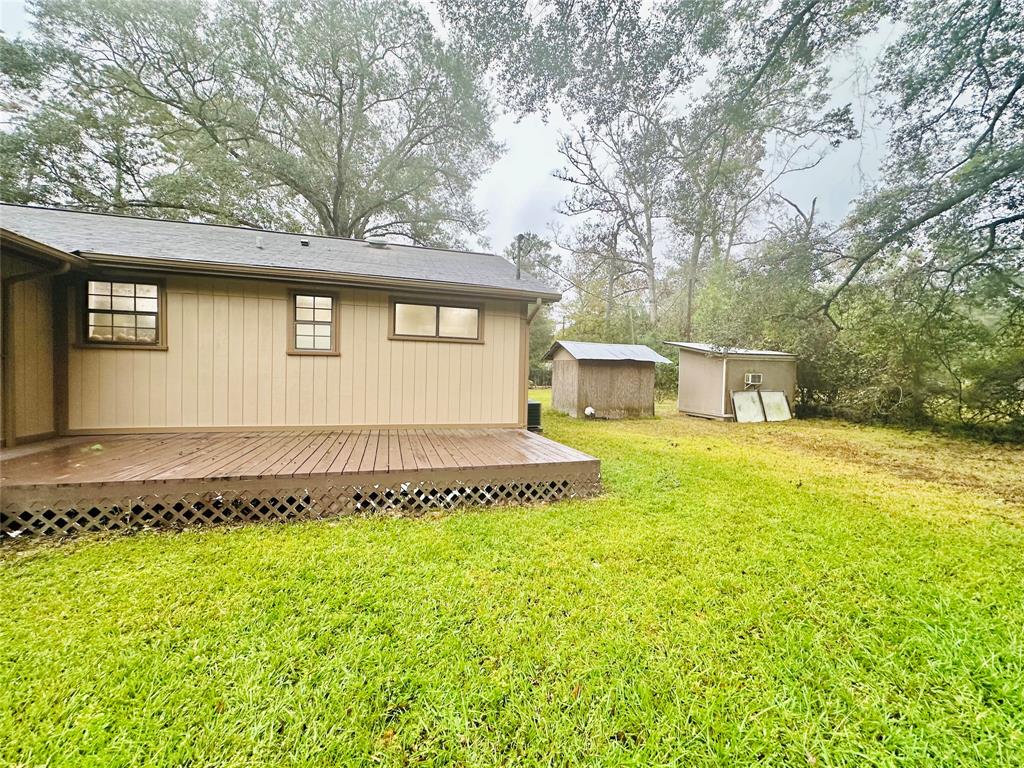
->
[3,0,498,243]
[554,111,672,323]
[436,0,727,123]
[823,0,1024,322]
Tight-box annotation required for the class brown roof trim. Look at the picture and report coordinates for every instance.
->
[0,228,89,267]
[80,251,562,302]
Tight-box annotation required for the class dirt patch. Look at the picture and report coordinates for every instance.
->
[648,402,1024,507]
[754,421,1023,507]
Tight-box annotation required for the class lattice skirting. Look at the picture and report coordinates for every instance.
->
[1,471,601,538]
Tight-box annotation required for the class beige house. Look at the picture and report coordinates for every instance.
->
[1,204,601,536]
[544,341,671,419]
[1,204,565,444]
[668,341,797,420]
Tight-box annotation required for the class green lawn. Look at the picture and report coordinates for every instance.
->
[3,392,1023,767]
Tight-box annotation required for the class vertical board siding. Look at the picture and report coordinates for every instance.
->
[723,358,797,417]
[67,277,525,430]
[8,275,55,438]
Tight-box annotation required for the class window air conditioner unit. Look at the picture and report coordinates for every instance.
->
[744,372,763,387]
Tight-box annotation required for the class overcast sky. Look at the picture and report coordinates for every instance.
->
[1,0,895,254]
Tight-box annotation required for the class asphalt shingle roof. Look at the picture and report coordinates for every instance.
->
[544,341,672,364]
[0,204,560,300]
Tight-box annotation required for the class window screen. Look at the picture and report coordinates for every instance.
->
[86,280,160,344]
[293,294,335,351]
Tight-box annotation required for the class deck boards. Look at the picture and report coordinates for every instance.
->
[1,428,598,490]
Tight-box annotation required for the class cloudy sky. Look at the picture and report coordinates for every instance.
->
[1,0,895,254]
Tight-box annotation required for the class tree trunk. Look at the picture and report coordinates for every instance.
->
[684,225,704,341]
[605,260,615,340]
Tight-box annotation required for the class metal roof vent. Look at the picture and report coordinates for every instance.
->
[300,238,310,247]
[366,239,389,249]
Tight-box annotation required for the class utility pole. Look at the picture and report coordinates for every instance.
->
[514,233,525,280]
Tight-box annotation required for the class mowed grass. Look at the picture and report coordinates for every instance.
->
[2,392,1023,767]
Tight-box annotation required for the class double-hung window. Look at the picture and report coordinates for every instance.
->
[290,291,339,354]
[84,279,163,346]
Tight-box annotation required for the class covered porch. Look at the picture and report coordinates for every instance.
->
[1,428,600,537]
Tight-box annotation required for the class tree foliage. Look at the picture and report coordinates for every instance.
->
[2,0,497,243]
[446,0,1023,434]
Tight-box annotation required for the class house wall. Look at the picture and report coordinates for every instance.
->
[550,350,579,417]
[677,350,727,418]
[64,275,527,432]
[2,254,56,442]
[579,361,656,419]
[724,357,797,416]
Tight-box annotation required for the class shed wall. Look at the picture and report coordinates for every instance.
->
[65,276,526,431]
[677,350,727,417]
[2,255,56,441]
[550,356,580,417]
[724,358,797,415]
[577,361,656,419]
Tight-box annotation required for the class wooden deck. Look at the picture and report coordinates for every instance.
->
[1,429,600,537]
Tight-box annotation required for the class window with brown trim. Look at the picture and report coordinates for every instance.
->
[391,299,482,341]
[84,279,162,345]
[289,291,339,354]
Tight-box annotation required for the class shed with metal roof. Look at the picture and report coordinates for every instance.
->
[543,341,671,419]
[666,341,797,420]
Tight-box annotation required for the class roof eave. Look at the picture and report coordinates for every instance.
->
[666,342,796,361]
[0,228,90,268]
[542,341,672,364]
[542,341,567,361]
[80,251,562,302]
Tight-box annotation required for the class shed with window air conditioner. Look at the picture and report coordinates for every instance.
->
[0,203,602,537]
[667,341,797,420]
[543,341,672,419]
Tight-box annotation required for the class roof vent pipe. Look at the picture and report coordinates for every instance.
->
[300,239,310,247]
[366,239,389,249]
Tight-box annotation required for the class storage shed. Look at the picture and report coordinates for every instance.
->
[667,342,797,420]
[544,341,671,419]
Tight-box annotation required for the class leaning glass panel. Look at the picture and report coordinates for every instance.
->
[394,303,436,336]
[438,306,479,338]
